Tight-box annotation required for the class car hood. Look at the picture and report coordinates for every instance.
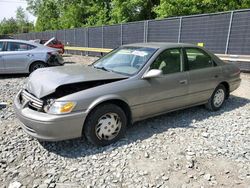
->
[44,37,55,46]
[26,65,127,98]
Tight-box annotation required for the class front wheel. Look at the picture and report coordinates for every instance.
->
[84,104,127,146]
[206,84,226,111]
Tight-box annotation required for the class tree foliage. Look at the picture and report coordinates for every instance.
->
[0,6,34,35]
[0,18,19,35]
[154,0,250,18]
[25,0,250,32]
[110,0,159,23]
[35,0,60,31]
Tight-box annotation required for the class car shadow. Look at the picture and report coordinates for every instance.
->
[40,95,250,158]
[64,61,77,65]
[0,74,28,79]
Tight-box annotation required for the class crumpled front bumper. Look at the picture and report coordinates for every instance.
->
[14,90,87,141]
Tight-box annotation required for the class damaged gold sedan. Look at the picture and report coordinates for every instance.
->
[14,43,241,146]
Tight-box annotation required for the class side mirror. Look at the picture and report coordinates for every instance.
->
[143,69,163,79]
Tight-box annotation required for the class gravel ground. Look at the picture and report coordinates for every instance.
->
[0,55,250,188]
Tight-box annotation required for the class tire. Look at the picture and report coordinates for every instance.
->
[84,104,127,146]
[29,62,47,73]
[205,84,226,111]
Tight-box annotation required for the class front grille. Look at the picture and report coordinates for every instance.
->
[20,90,44,111]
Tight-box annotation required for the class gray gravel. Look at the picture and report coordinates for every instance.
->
[0,56,250,188]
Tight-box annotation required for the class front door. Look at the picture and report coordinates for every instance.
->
[135,48,189,118]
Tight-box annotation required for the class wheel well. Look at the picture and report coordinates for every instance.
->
[84,99,132,129]
[220,81,230,99]
[29,61,46,72]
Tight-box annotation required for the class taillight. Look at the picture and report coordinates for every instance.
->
[47,51,57,56]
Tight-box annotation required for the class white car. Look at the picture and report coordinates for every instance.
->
[0,39,64,74]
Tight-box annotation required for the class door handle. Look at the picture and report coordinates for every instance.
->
[179,80,188,84]
[27,54,33,57]
[214,75,219,78]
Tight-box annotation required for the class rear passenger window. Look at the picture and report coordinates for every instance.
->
[150,48,181,74]
[0,42,3,51]
[185,48,213,70]
[7,42,36,51]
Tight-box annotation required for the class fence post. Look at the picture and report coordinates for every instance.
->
[63,29,66,45]
[178,17,182,43]
[73,29,76,55]
[120,23,123,45]
[74,29,76,46]
[225,11,234,54]
[86,27,89,56]
[102,25,104,48]
[144,20,149,43]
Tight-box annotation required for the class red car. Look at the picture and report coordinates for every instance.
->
[39,37,65,54]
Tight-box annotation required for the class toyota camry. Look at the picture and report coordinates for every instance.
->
[14,43,241,146]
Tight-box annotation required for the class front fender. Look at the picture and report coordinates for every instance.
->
[86,94,129,113]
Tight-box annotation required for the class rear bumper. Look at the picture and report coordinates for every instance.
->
[14,90,87,141]
[47,54,64,66]
[229,78,241,92]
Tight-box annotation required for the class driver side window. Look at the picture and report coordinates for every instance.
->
[150,48,181,74]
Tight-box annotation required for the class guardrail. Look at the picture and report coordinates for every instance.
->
[65,46,112,53]
[216,54,250,62]
[64,46,250,72]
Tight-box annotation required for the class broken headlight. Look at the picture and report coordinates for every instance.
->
[44,101,76,114]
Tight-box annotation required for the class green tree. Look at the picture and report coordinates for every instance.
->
[25,0,250,31]
[16,7,27,23]
[35,0,60,31]
[27,0,113,30]
[110,0,159,23]
[16,6,32,33]
[0,18,19,35]
[0,6,34,35]
[26,0,42,16]
[85,0,111,26]
[154,0,250,18]
[60,4,84,29]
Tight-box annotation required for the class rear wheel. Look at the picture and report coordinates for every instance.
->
[84,104,127,146]
[29,62,47,73]
[206,84,226,111]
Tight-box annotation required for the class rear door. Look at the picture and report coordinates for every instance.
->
[3,42,35,73]
[183,47,221,105]
[0,41,5,73]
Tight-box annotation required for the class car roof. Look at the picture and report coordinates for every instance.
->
[0,39,38,46]
[123,42,198,49]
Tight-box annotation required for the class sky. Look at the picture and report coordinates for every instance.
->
[0,0,36,22]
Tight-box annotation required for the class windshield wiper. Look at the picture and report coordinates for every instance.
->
[93,66,110,72]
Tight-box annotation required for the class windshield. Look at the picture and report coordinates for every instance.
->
[93,47,157,76]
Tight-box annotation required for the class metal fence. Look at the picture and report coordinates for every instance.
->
[14,9,250,56]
